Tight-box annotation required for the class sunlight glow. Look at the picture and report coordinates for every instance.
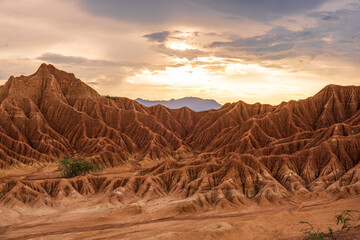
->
[127,56,322,105]
[133,65,210,86]
[167,42,195,50]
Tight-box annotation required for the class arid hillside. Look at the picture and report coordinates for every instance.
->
[0,64,359,209]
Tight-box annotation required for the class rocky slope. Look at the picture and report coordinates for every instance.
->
[0,64,359,208]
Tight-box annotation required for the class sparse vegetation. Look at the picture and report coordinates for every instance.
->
[58,157,100,178]
[300,210,359,240]
[104,95,115,99]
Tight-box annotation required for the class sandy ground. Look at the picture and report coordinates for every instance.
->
[1,194,359,240]
[1,165,360,240]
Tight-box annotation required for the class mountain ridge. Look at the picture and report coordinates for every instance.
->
[0,64,359,208]
[135,96,222,111]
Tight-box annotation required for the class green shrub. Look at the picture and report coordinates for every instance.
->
[104,95,115,99]
[58,157,100,178]
[300,210,359,240]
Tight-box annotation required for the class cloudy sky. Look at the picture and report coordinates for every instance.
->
[1,0,360,104]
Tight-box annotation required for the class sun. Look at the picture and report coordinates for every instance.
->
[167,42,194,50]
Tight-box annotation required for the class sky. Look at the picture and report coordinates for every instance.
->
[0,0,360,104]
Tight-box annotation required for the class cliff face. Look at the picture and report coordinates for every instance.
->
[0,64,359,207]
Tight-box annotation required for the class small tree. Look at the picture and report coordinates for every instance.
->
[300,210,359,240]
[58,157,100,178]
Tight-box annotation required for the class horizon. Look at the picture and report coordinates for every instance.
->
[135,96,220,102]
[1,0,360,104]
[1,63,358,106]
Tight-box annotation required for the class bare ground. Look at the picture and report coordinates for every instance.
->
[1,165,360,240]
[1,194,360,239]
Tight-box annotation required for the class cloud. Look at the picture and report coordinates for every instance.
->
[209,26,321,61]
[37,53,116,66]
[308,11,340,21]
[151,44,210,60]
[37,52,173,76]
[209,4,360,62]
[79,0,199,24]
[80,0,330,24]
[195,0,330,21]
[142,30,218,60]
[143,31,170,43]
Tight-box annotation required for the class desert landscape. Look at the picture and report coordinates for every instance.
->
[0,64,360,239]
[2,1,360,239]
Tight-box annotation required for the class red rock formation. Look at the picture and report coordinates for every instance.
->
[0,64,359,207]
[0,64,194,167]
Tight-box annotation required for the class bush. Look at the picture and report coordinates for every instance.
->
[104,95,115,99]
[300,210,359,240]
[58,157,100,178]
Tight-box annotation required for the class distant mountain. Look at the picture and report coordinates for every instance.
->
[135,97,222,111]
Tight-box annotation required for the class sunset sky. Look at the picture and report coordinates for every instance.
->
[1,0,360,104]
